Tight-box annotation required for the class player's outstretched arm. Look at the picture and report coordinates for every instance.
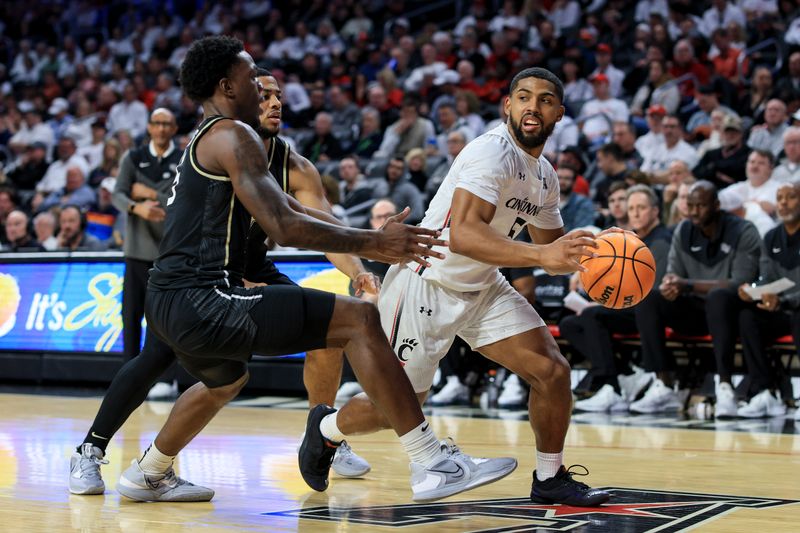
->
[288,152,379,293]
[449,188,596,272]
[218,121,446,266]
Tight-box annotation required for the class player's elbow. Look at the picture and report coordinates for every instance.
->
[448,228,471,256]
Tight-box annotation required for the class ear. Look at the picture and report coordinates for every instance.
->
[557,104,565,122]
[219,77,235,98]
[503,95,511,118]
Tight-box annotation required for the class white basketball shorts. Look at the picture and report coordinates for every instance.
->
[378,264,545,392]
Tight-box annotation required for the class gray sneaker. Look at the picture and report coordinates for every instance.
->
[117,460,214,502]
[332,441,371,477]
[410,439,517,502]
[69,444,108,495]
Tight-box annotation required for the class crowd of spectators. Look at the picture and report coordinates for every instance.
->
[1,0,800,413]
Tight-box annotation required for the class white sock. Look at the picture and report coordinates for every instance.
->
[319,412,345,443]
[399,420,441,466]
[535,450,563,481]
[139,443,175,475]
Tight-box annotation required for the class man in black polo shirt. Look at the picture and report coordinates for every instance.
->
[632,181,761,416]
[112,108,181,397]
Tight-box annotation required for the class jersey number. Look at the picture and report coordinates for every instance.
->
[507,216,526,238]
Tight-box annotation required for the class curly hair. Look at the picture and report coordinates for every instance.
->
[179,36,244,103]
[509,67,564,103]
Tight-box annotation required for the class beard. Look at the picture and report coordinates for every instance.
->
[256,122,279,139]
[510,113,556,149]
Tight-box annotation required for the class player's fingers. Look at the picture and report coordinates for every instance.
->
[411,244,445,260]
[410,226,443,238]
[385,207,411,225]
[412,235,448,248]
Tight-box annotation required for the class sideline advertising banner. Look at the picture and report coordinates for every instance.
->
[0,259,348,354]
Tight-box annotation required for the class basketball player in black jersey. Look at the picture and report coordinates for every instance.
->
[68,73,375,495]
[253,70,374,476]
[113,36,516,503]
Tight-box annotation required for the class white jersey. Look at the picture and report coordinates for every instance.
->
[410,123,563,291]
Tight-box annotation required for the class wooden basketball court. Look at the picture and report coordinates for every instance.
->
[2,392,798,532]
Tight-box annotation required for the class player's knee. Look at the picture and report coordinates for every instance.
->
[529,353,570,388]
[352,299,381,332]
[209,371,249,405]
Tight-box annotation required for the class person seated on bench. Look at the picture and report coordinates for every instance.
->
[734,182,800,418]
[632,181,761,416]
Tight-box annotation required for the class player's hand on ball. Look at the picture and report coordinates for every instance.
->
[542,230,597,275]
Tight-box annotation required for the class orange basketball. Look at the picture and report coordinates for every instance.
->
[579,232,656,310]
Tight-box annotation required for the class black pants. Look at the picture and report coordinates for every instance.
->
[122,258,151,360]
[738,306,800,393]
[559,306,637,377]
[634,287,742,377]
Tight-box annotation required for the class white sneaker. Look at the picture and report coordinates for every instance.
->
[69,444,108,495]
[618,370,654,402]
[795,406,800,420]
[147,380,178,400]
[497,375,527,408]
[335,381,364,401]
[409,439,517,502]
[331,441,371,477]
[117,460,214,502]
[427,376,470,406]
[714,382,738,418]
[574,384,629,412]
[629,379,682,414]
[737,389,786,418]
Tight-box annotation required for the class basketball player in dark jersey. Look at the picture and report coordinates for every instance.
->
[113,36,516,503]
[253,70,374,476]
[68,79,374,495]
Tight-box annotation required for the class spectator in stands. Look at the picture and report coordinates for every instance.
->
[38,166,97,213]
[153,73,182,112]
[557,165,596,231]
[701,0,746,39]
[107,84,149,139]
[47,97,73,142]
[708,28,742,83]
[337,156,373,211]
[734,182,800,418]
[87,139,123,188]
[718,149,781,236]
[632,181,760,415]
[56,205,105,252]
[34,135,91,201]
[686,84,737,143]
[775,51,800,106]
[542,113,579,163]
[773,127,800,183]
[7,141,49,191]
[669,39,710,100]
[8,104,54,158]
[302,112,344,164]
[375,94,435,159]
[353,106,383,159]
[33,210,57,251]
[0,187,18,246]
[427,130,467,201]
[597,181,631,230]
[611,121,643,169]
[556,147,590,197]
[635,105,667,161]
[78,119,109,173]
[579,73,629,144]
[560,58,593,115]
[737,65,774,124]
[630,59,681,117]
[566,185,672,412]
[693,114,750,189]
[641,115,699,184]
[328,85,361,150]
[404,148,429,193]
[1,210,41,252]
[592,143,629,207]
[404,42,447,92]
[373,156,425,225]
[589,44,624,98]
[663,161,693,221]
[454,90,485,138]
[696,109,727,159]
[667,176,697,228]
[433,101,472,157]
[747,99,789,158]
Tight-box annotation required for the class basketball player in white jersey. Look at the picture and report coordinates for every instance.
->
[313,67,612,506]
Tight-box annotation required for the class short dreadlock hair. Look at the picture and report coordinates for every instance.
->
[179,36,244,103]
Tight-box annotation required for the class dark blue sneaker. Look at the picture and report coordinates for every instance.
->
[530,465,610,506]
[298,404,340,492]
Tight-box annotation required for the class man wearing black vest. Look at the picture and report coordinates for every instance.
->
[112,108,181,398]
[632,181,760,416]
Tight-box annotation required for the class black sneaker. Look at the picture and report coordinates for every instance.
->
[298,404,340,492]
[530,465,610,506]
